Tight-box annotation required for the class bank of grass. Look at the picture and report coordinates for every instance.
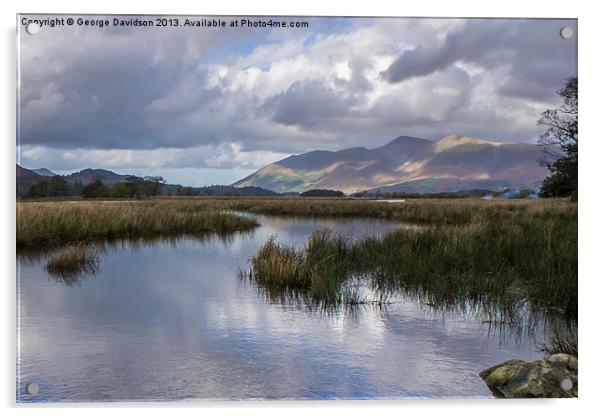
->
[45,243,100,284]
[242,198,577,321]
[17,200,259,248]
[19,196,575,227]
[167,196,574,228]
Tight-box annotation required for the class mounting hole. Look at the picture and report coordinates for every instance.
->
[560,378,573,391]
[25,382,39,395]
[560,27,573,39]
[26,22,40,35]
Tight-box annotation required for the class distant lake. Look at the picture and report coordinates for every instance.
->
[368,199,406,203]
[17,214,545,402]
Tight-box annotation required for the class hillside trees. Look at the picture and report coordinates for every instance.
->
[27,176,69,198]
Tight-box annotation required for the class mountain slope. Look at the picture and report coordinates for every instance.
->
[63,168,131,186]
[32,168,56,176]
[233,135,548,194]
[17,164,43,196]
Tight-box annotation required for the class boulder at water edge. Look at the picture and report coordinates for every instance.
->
[479,354,578,398]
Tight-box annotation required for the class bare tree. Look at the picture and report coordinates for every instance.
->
[538,77,578,198]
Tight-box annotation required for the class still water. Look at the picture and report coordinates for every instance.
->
[17,215,545,402]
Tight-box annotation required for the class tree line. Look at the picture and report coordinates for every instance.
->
[27,176,166,198]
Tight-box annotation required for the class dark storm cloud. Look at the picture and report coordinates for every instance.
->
[382,44,457,83]
[21,29,186,149]
[259,79,359,129]
[18,20,259,150]
[382,19,577,101]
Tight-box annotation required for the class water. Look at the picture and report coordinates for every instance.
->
[17,215,545,402]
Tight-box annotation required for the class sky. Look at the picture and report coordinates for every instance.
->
[17,16,577,186]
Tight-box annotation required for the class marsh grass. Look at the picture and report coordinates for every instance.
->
[17,200,259,248]
[541,325,578,357]
[199,197,575,227]
[19,197,576,326]
[45,243,100,284]
[241,231,355,306]
[242,199,577,325]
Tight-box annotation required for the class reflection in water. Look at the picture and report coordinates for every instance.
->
[244,270,564,344]
[46,259,99,286]
[21,230,254,287]
[18,230,249,263]
[240,228,571,339]
[45,244,101,286]
[17,214,558,402]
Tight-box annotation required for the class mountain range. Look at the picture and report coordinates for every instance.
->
[232,135,549,194]
[16,165,278,197]
[17,134,550,197]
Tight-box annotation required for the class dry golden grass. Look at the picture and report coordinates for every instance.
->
[17,199,258,248]
[164,196,574,227]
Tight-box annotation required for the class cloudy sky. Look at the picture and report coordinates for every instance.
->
[17,16,577,186]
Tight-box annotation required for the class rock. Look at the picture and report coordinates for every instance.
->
[479,354,578,398]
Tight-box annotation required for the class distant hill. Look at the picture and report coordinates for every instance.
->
[233,135,548,194]
[17,165,280,197]
[63,168,131,186]
[32,168,56,177]
[17,166,138,196]
[16,164,43,196]
[17,164,41,180]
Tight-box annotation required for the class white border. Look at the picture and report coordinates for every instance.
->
[2,1,600,415]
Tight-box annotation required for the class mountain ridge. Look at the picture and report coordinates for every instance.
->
[16,164,279,197]
[32,168,56,177]
[233,135,548,194]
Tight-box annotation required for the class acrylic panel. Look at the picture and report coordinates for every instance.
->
[16,15,578,402]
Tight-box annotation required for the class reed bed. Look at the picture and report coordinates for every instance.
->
[242,231,355,305]
[242,198,577,322]
[17,200,259,248]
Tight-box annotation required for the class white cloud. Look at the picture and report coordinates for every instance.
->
[18,143,289,173]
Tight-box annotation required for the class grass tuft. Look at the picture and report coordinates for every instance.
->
[242,230,355,306]
[541,326,578,357]
[45,243,100,284]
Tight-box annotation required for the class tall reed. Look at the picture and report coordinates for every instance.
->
[243,199,577,323]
